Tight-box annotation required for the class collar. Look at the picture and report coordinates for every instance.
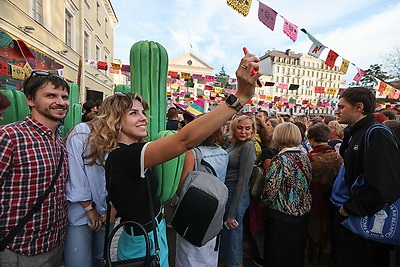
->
[279,146,301,154]
[25,115,61,138]
[349,114,377,135]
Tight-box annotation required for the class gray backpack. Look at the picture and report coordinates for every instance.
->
[171,148,228,247]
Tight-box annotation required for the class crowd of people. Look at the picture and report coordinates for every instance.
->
[1,52,400,267]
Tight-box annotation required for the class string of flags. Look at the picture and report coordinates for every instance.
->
[226,0,400,99]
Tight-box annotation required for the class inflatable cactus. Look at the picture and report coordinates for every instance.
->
[114,84,131,93]
[153,130,185,202]
[61,82,81,137]
[0,89,30,126]
[130,40,168,140]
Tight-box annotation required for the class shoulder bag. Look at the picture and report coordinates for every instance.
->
[331,124,400,245]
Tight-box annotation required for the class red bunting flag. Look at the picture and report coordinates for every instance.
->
[258,1,278,31]
[315,86,325,94]
[168,71,178,77]
[283,19,298,42]
[378,81,387,93]
[97,61,108,70]
[325,50,339,68]
[0,60,9,76]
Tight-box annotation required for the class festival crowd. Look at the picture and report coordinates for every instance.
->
[1,53,400,267]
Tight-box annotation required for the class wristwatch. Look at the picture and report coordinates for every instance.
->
[225,94,243,111]
[83,202,96,211]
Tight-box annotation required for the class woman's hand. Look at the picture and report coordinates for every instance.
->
[225,217,239,229]
[235,53,262,104]
[87,210,102,231]
[100,207,118,225]
[339,206,349,217]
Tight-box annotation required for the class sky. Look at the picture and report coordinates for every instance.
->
[110,0,400,86]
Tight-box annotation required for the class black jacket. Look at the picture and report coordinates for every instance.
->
[339,114,400,216]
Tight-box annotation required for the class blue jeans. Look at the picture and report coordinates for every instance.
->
[64,224,106,267]
[220,185,250,267]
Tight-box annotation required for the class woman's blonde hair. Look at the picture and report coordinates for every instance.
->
[84,92,149,166]
[229,115,256,143]
[328,120,345,139]
[272,122,302,148]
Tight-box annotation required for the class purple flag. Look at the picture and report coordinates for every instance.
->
[258,1,277,31]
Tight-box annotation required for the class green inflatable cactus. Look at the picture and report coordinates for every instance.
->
[130,40,168,140]
[114,84,131,93]
[153,130,185,203]
[0,89,30,126]
[61,82,81,137]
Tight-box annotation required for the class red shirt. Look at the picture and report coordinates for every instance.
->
[0,115,68,256]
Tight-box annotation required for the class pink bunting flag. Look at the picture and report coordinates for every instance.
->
[258,1,278,31]
[278,83,289,89]
[353,68,366,82]
[283,19,298,42]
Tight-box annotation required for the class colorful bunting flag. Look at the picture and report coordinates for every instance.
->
[378,81,387,93]
[168,71,179,77]
[264,81,275,86]
[181,72,191,79]
[111,63,121,70]
[0,60,9,76]
[308,43,326,58]
[283,19,298,42]
[353,68,366,82]
[192,74,203,80]
[288,84,299,90]
[278,83,288,89]
[338,88,347,95]
[205,75,215,82]
[315,86,325,94]
[227,0,252,17]
[97,61,108,70]
[325,87,338,95]
[325,50,339,68]
[258,1,278,31]
[121,64,130,72]
[11,65,24,80]
[340,58,350,74]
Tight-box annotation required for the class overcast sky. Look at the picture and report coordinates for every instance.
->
[110,0,400,86]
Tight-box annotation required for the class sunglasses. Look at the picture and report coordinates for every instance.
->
[30,70,64,80]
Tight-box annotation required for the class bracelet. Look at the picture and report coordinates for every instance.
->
[83,201,96,211]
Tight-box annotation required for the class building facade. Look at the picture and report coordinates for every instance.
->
[0,0,118,102]
[258,49,345,114]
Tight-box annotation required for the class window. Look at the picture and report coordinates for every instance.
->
[276,66,279,73]
[105,54,108,64]
[32,0,43,24]
[97,2,100,24]
[84,32,89,59]
[65,9,72,47]
[105,18,108,37]
[96,45,100,61]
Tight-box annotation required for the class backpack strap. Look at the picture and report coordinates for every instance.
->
[192,147,217,176]
[364,124,399,150]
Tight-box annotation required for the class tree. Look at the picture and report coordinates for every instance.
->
[214,66,231,89]
[383,46,400,80]
[349,64,389,88]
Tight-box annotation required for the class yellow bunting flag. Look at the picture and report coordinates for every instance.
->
[111,63,121,70]
[180,72,191,79]
[11,65,25,80]
[23,62,32,78]
[227,0,253,17]
[171,83,179,90]
[325,87,338,95]
[340,58,349,74]
[266,95,273,101]
[214,87,223,94]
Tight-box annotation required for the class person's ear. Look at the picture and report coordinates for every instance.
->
[355,102,364,113]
